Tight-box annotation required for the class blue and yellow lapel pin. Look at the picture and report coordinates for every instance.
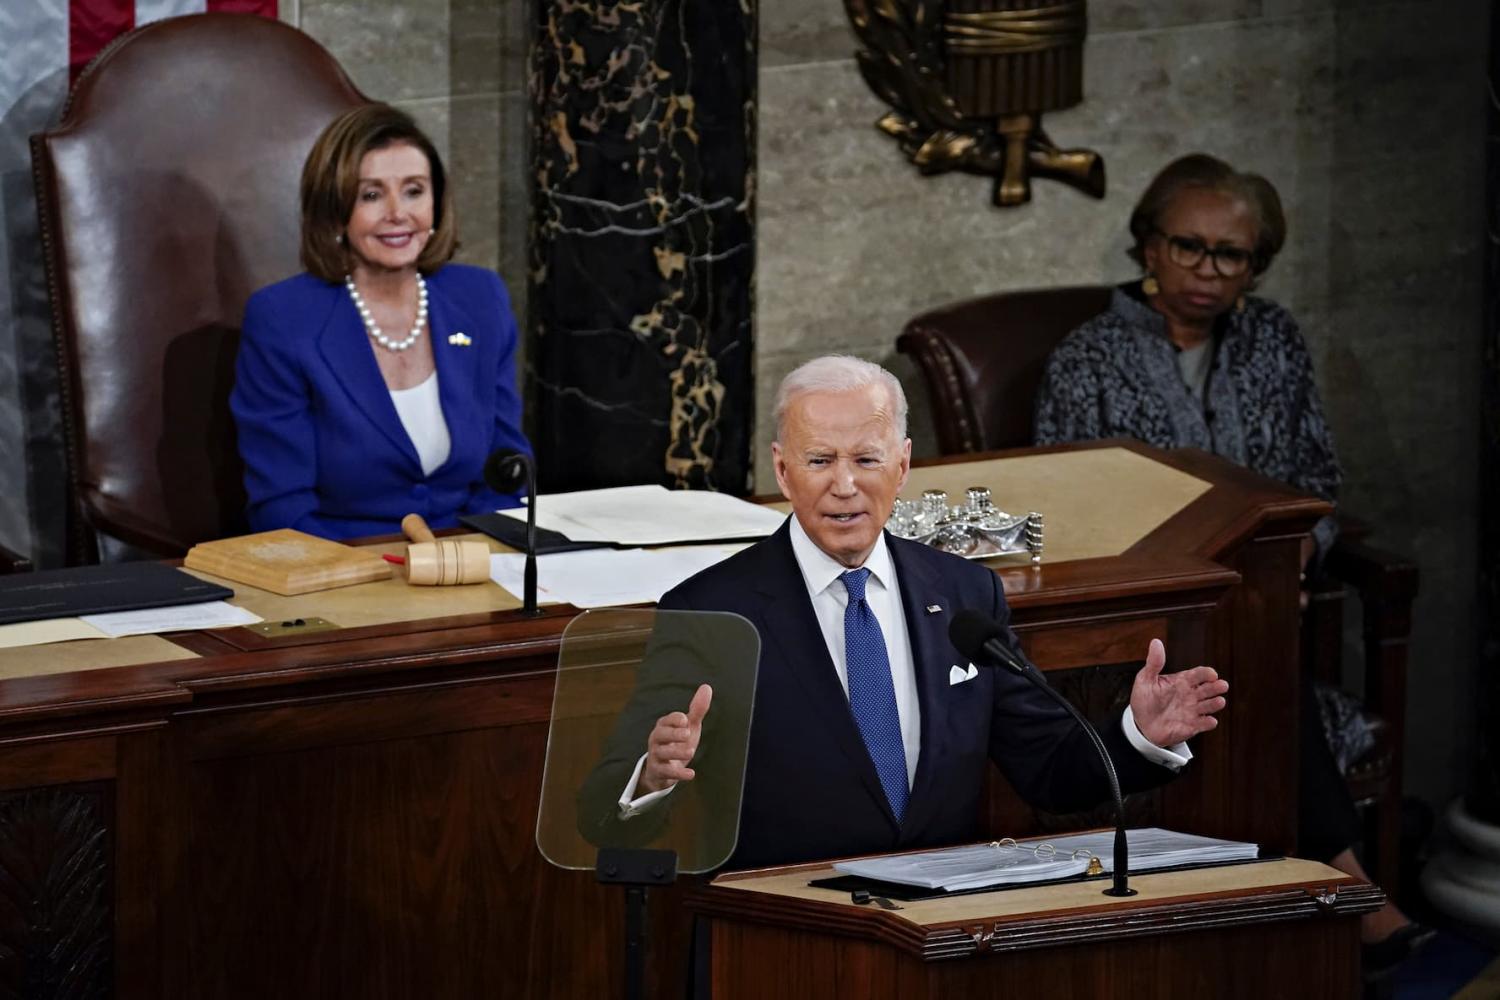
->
[447,332,472,347]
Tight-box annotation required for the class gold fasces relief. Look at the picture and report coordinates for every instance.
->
[846,0,1104,206]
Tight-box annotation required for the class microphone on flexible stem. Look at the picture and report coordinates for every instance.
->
[948,609,1138,898]
[483,449,541,617]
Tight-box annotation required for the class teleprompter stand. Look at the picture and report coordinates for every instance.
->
[596,847,679,1000]
[536,609,758,997]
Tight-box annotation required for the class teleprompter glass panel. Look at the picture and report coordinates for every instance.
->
[536,608,760,875]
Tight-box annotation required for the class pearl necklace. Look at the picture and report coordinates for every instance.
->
[345,273,428,352]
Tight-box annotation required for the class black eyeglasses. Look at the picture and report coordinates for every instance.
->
[1158,232,1255,278]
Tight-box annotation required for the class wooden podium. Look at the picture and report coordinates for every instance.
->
[687,857,1381,999]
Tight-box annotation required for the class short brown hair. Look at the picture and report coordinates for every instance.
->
[1127,154,1286,276]
[299,104,458,282]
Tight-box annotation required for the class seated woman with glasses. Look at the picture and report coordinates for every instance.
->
[1037,152,1338,561]
[1034,153,1430,972]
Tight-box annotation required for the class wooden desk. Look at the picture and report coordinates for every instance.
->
[688,856,1381,999]
[0,441,1326,998]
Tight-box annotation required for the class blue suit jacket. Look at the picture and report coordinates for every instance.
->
[230,265,531,540]
[580,521,1175,871]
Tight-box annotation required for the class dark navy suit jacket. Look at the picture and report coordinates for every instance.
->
[230,264,530,540]
[580,520,1175,871]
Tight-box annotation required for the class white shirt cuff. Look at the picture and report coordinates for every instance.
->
[617,752,676,819]
[1122,705,1193,771]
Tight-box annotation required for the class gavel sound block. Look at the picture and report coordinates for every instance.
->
[400,514,491,586]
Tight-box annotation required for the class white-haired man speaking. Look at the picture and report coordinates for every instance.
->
[585,355,1227,870]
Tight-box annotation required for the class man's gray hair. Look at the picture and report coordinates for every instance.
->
[773,355,908,442]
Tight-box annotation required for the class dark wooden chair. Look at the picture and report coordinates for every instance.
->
[897,286,1417,893]
[31,13,368,564]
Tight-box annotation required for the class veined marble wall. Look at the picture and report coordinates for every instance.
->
[756,0,1487,809]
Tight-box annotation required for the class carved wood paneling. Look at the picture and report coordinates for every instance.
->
[0,785,111,1000]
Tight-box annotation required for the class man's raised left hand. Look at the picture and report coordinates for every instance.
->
[1129,639,1228,747]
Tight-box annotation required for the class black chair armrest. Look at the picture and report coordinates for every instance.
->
[80,494,198,560]
[1323,533,1417,894]
[1323,535,1417,715]
[0,541,33,574]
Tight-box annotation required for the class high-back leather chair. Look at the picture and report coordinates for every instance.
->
[898,286,1418,896]
[896,286,1112,453]
[32,13,367,563]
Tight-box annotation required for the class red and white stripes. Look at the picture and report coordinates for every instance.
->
[66,0,278,81]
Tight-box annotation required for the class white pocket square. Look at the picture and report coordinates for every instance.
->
[948,663,979,686]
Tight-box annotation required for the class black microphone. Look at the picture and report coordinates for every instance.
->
[949,609,1137,897]
[483,449,540,617]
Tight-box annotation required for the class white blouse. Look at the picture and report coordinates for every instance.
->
[388,371,451,476]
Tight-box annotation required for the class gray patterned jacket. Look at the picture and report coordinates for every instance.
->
[1033,285,1341,556]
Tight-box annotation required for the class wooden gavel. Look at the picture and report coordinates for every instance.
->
[400,514,490,586]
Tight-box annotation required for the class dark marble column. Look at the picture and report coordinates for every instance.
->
[527,0,756,494]
[1422,15,1500,939]
[1474,10,1500,826]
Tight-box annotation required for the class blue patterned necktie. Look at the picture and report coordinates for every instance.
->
[841,568,908,823]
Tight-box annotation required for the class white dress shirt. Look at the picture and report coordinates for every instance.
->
[618,516,1189,817]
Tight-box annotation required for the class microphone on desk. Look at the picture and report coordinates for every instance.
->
[484,449,541,617]
[948,609,1137,898]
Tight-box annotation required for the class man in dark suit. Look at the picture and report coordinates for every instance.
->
[590,355,1228,871]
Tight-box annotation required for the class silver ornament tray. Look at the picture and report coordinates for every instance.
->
[887,487,1043,563]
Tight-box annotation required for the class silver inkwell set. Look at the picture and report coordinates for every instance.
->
[887,487,1043,563]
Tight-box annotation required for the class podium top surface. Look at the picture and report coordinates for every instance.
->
[689,857,1381,959]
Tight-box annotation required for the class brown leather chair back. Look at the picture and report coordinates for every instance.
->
[897,286,1114,454]
[32,13,367,562]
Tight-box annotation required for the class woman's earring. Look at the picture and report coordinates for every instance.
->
[1142,273,1160,296]
[337,233,345,245]
[1235,295,1246,313]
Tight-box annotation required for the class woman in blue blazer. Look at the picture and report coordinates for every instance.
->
[232,104,529,540]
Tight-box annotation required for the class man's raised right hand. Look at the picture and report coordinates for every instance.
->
[638,683,713,795]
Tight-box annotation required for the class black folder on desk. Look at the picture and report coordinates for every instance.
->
[460,512,608,555]
[0,562,234,626]
[461,512,774,554]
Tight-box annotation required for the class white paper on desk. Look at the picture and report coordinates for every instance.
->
[490,545,747,609]
[1042,828,1259,874]
[836,843,1089,892]
[833,828,1260,892]
[79,601,263,638]
[495,485,786,545]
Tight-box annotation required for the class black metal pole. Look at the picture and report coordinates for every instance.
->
[624,885,647,1000]
[522,458,539,617]
[596,847,677,1000]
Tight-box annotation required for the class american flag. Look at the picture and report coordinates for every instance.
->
[65,0,278,82]
[2,0,278,103]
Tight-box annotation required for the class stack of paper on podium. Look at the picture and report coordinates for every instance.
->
[832,828,1260,893]
[488,485,787,607]
[494,484,786,545]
